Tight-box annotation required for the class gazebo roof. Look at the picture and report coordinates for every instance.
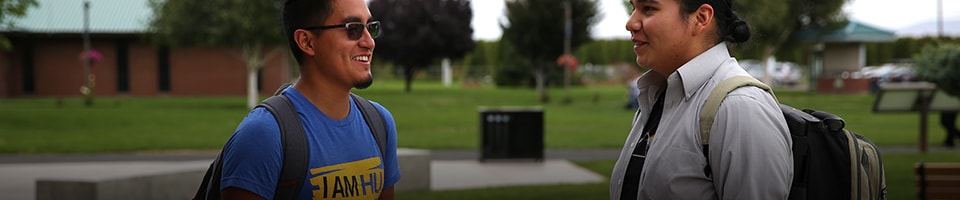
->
[796,21,897,43]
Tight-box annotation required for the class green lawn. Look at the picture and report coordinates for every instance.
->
[0,80,951,153]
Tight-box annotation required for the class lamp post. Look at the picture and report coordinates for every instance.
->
[82,0,93,106]
[561,1,572,104]
[937,0,943,38]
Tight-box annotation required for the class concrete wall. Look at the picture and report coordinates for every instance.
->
[36,170,204,200]
[395,148,431,191]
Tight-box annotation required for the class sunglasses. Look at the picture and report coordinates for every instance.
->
[301,21,381,40]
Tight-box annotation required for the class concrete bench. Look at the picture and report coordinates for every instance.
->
[35,161,208,200]
[395,148,432,191]
[916,162,960,200]
[35,149,431,200]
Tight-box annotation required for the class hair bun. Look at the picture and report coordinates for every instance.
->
[726,19,750,43]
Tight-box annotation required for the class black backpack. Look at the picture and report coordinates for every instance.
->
[700,76,887,200]
[193,87,388,200]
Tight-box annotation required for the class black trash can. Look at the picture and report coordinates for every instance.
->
[479,107,544,162]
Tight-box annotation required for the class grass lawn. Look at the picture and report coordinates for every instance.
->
[0,79,952,153]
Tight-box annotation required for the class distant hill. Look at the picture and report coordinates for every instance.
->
[896,18,960,37]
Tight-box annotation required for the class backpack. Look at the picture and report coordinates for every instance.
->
[193,85,388,200]
[699,76,887,200]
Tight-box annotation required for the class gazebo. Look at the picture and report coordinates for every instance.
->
[796,21,897,93]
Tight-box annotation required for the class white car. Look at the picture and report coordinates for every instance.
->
[739,59,802,86]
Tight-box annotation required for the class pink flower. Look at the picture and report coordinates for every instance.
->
[79,50,103,62]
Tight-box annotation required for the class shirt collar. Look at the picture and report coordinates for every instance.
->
[635,43,731,102]
[676,43,731,99]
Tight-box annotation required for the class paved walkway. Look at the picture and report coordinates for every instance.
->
[0,149,619,200]
[0,146,955,200]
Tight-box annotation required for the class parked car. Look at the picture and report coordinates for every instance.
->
[739,59,803,87]
[858,63,916,82]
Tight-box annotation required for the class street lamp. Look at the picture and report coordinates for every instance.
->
[81,0,93,106]
[937,0,943,38]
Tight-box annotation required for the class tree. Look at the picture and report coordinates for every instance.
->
[369,0,475,92]
[0,0,38,50]
[502,0,598,102]
[732,0,848,81]
[148,0,285,109]
[914,43,960,98]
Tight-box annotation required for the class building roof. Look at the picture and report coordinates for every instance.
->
[2,0,152,34]
[796,21,897,43]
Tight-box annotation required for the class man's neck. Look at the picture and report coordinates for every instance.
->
[292,75,352,120]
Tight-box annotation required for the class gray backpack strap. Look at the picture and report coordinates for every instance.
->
[274,82,294,96]
[260,95,308,200]
[699,76,775,144]
[350,93,388,156]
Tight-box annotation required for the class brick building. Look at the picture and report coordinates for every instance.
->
[1,0,293,98]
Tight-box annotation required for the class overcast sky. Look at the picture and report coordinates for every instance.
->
[470,0,960,40]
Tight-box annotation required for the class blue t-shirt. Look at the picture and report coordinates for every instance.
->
[220,87,401,199]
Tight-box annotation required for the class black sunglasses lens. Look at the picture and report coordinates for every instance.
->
[346,24,364,40]
[368,22,380,38]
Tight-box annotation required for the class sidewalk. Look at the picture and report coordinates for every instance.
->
[0,149,617,200]
[0,146,954,200]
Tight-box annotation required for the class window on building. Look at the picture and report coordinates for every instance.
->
[116,40,130,93]
[157,47,170,92]
[22,44,35,94]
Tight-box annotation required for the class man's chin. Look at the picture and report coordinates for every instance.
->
[353,74,374,89]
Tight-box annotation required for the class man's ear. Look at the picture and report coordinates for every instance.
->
[691,4,715,36]
[294,29,316,56]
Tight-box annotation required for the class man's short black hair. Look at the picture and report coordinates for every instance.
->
[282,0,334,65]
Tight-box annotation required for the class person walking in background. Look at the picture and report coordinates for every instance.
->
[610,0,792,199]
[942,111,959,148]
[217,0,400,199]
[625,76,641,110]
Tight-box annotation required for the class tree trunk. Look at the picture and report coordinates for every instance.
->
[237,46,283,109]
[246,67,259,109]
[403,65,415,93]
[243,46,264,109]
[534,66,549,103]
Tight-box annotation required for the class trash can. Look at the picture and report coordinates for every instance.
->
[478,107,544,162]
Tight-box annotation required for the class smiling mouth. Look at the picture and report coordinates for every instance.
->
[352,56,370,62]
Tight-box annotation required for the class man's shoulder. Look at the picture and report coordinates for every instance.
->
[234,107,282,136]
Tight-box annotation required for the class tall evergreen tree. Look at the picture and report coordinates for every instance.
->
[369,0,475,92]
[502,0,598,102]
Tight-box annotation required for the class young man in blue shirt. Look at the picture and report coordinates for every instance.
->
[219,0,400,199]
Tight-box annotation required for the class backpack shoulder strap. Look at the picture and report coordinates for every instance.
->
[274,82,294,96]
[194,151,225,200]
[698,76,775,145]
[350,93,388,156]
[260,95,309,200]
